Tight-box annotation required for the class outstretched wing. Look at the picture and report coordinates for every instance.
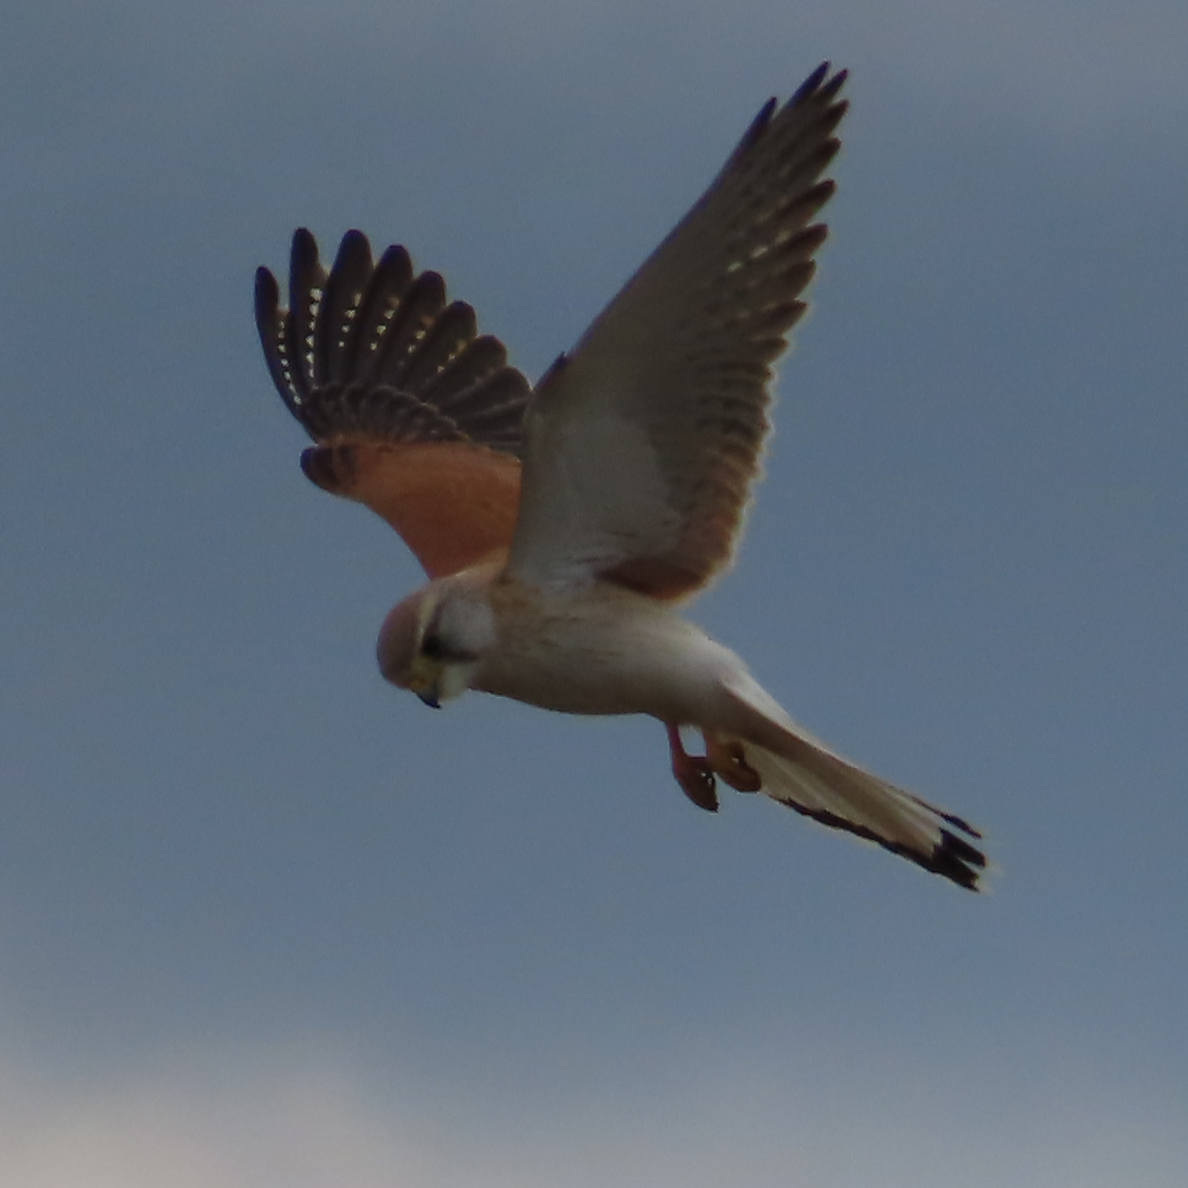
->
[508,63,847,600]
[256,229,532,578]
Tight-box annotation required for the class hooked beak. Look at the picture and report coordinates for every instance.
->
[407,654,443,709]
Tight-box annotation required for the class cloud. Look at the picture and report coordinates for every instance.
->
[1,1040,1183,1188]
[0,1048,436,1188]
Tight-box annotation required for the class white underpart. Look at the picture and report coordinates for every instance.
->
[473,584,749,723]
[468,580,974,876]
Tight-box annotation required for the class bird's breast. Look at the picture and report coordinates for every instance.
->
[473,579,742,721]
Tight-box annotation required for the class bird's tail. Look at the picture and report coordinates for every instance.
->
[718,676,988,890]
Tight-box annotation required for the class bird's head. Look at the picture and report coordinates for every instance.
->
[376,575,496,708]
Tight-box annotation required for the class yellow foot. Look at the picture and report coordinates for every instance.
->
[665,723,719,812]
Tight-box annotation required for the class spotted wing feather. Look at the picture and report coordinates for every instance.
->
[256,230,532,576]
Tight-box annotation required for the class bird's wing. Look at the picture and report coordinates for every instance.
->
[256,229,531,578]
[507,64,847,600]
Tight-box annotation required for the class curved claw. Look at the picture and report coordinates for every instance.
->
[675,754,720,812]
[707,734,762,793]
[665,723,720,812]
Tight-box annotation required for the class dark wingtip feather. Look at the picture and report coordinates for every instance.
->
[256,230,532,458]
[792,61,832,105]
[784,65,847,131]
[254,264,279,306]
[254,266,280,341]
[282,228,328,402]
[254,265,302,414]
[335,228,371,259]
[289,227,319,274]
[317,230,374,385]
[736,96,778,156]
[375,242,414,277]
[820,68,848,101]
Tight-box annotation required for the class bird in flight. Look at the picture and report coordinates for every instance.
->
[255,63,987,890]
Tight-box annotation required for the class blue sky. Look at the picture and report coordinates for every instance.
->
[2,1,1186,1183]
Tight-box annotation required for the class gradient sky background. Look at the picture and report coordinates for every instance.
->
[2,1,1186,1184]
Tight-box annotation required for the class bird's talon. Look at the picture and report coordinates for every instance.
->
[707,735,762,793]
[666,723,720,812]
[675,756,720,812]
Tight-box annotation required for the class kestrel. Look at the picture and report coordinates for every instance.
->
[255,64,987,889]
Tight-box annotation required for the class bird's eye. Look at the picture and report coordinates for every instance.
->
[422,634,444,659]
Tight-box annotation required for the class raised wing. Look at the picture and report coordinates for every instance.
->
[508,64,847,599]
[256,229,531,578]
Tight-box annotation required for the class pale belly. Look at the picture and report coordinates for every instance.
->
[472,585,748,724]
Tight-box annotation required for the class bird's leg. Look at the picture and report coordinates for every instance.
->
[665,723,719,812]
[705,731,762,793]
